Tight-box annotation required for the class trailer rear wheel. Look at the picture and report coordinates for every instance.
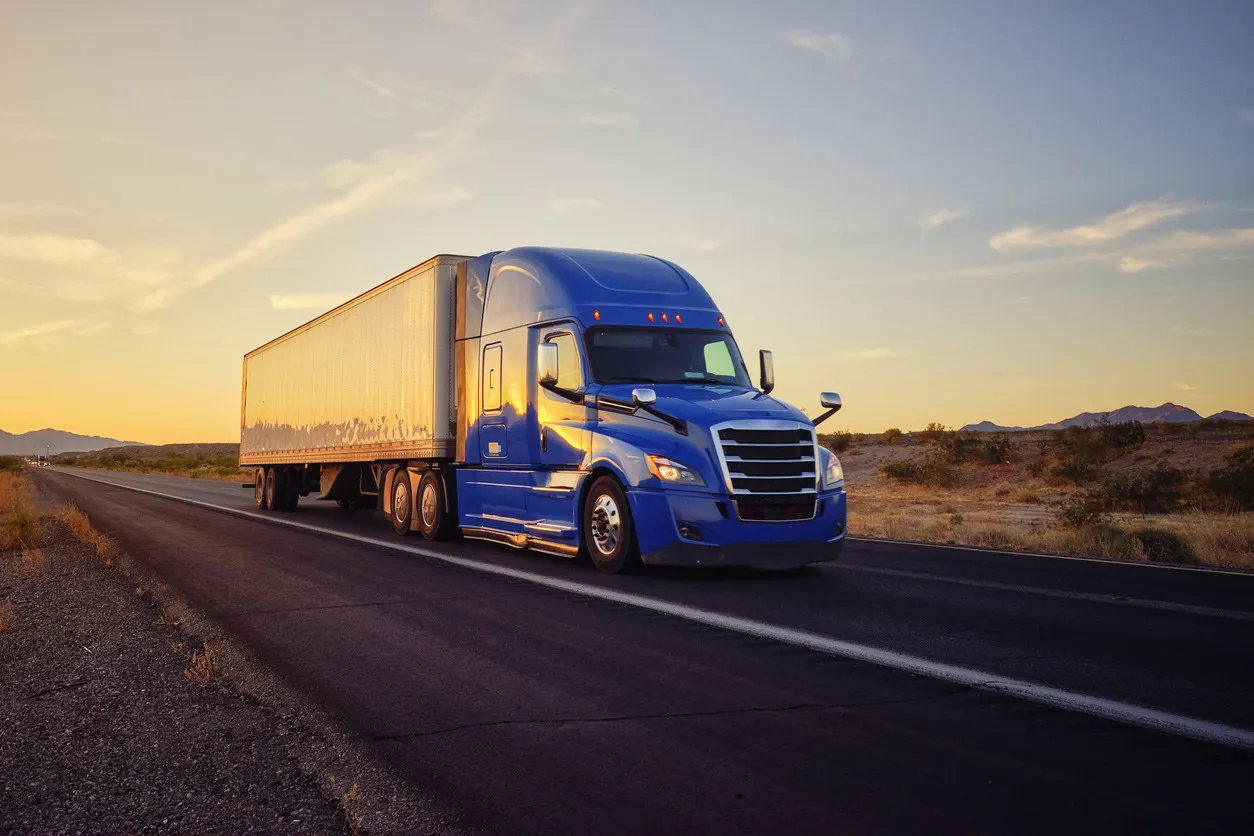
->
[390,469,415,536]
[274,467,300,512]
[254,469,268,510]
[583,476,640,574]
[417,470,453,540]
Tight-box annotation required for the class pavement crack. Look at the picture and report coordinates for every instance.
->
[371,687,972,742]
[22,679,92,701]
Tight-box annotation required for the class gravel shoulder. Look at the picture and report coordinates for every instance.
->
[0,516,349,833]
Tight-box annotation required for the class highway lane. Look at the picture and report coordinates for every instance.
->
[29,467,1254,835]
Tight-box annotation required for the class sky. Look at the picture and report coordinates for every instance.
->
[1,0,1252,443]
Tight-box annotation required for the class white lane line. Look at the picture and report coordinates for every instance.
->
[848,535,1254,576]
[52,468,1254,753]
[841,564,1254,622]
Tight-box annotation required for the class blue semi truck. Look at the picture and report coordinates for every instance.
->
[240,248,846,573]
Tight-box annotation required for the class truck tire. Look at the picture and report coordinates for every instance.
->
[275,467,300,512]
[583,476,640,574]
[255,468,268,510]
[390,469,415,536]
[264,467,278,512]
[416,470,453,541]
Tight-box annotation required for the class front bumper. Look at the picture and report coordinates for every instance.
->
[628,487,847,570]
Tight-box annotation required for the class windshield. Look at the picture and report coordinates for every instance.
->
[585,327,753,387]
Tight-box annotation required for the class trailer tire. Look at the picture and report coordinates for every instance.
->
[416,470,454,541]
[390,469,416,536]
[583,476,641,574]
[254,468,268,510]
[263,467,278,512]
[274,467,299,512]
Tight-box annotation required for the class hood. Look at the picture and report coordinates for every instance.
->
[596,383,810,426]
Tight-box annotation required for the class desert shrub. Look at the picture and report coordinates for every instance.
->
[881,459,958,487]
[981,434,1014,464]
[1026,458,1046,477]
[0,456,24,474]
[820,431,855,453]
[1,507,42,550]
[1099,420,1146,450]
[922,422,949,442]
[935,430,982,464]
[1058,524,1144,560]
[1101,465,1189,514]
[1052,455,1096,485]
[1133,528,1195,565]
[883,428,903,442]
[1209,446,1254,511]
[1059,491,1110,527]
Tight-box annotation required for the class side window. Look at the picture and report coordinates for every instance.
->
[483,344,502,413]
[703,341,735,377]
[547,332,582,390]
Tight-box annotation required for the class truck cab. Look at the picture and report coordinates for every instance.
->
[451,247,846,572]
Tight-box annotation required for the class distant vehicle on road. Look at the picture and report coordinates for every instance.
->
[240,248,846,573]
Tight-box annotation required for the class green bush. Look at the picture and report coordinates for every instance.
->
[820,432,855,453]
[1099,420,1146,449]
[922,422,949,442]
[1052,455,1096,485]
[0,456,24,474]
[881,458,958,487]
[981,434,1014,464]
[1101,464,1188,513]
[1133,529,1195,565]
[1209,446,1254,511]
[883,428,903,442]
[1058,492,1110,527]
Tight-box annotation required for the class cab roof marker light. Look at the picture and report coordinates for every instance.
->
[648,312,655,322]
[661,313,669,323]
[675,314,682,324]
[717,316,725,327]
[593,310,600,320]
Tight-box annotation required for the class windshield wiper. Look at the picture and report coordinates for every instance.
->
[602,376,658,383]
[655,376,740,385]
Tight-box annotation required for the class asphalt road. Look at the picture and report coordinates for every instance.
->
[30,467,1254,835]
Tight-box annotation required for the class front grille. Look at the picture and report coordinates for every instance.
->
[715,423,817,515]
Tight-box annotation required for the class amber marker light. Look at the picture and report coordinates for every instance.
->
[661,313,669,322]
[593,310,600,320]
[675,314,682,324]
[648,312,655,322]
[717,316,725,326]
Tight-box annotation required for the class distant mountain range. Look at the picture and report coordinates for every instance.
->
[0,428,148,456]
[962,403,1253,433]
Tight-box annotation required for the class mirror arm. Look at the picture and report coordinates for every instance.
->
[540,381,584,404]
[593,395,688,435]
[812,407,840,428]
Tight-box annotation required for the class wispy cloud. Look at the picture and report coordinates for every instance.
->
[1170,325,1212,337]
[1174,382,1197,392]
[786,30,856,62]
[919,208,968,232]
[599,85,648,105]
[0,202,82,219]
[131,323,164,336]
[548,196,601,213]
[989,198,1202,251]
[575,113,634,127]
[73,321,111,336]
[270,292,352,310]
[347,68,431,109]
[842,348,905,361]
[1238,108,1254,124]
[0,317,90,347]
[681,235,719,252]
[1117,256,1163,274]
[0,232,174,303]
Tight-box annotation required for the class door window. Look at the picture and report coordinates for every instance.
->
[546,332,582,390]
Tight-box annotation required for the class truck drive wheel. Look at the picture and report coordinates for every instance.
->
[417,470,453,541]
[583,476,640,574]
[390,469,415,536]
[255,468,268,509]
[263,467,277,511]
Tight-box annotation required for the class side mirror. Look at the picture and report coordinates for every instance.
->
[538,342,559,387]
[813,392,843,427]
[632,387,657,407]
[759,350,775,395]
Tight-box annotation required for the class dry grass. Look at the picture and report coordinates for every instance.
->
[0,471,28,514]
[1,472,42,550]
[0,598,13,633]
[328,776,363,836]
[20,548,46,577]
[53,503,117,566]
[184,643,217,685]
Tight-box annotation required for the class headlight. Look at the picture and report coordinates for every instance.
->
[822,451,845,490]
[647,455,705,486]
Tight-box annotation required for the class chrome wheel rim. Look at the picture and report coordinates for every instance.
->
[255,471,265,505]
[420,482,438,528]
[590,494,621,556]
[265,473,275,506]
[394,480,409,523]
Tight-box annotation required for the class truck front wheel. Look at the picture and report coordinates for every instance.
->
[390,469,415,536]
[583,477,640,574]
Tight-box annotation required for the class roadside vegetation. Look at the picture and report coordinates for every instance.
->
[52,444,251,483]
[828,418,1254,569]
